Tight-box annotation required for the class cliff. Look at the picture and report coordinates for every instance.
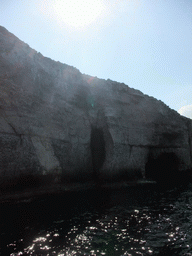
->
[0,26,192,193]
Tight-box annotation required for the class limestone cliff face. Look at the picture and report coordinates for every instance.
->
[0,26,192,187]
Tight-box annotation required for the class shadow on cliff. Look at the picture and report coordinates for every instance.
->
[145,152,191,187]
[0,174,42,193]
[90,126,106,184]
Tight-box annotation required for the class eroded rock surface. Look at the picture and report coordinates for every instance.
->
[0,26,192,191]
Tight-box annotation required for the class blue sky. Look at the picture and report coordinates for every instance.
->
[1,0,192,117]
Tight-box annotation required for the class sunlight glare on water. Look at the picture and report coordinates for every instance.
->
[2,182,192,255]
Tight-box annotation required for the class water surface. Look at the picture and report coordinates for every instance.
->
[1,182,192,255]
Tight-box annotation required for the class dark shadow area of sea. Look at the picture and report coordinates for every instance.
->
[1,180,192,256]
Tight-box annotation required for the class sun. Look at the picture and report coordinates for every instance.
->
[53,0,105,28]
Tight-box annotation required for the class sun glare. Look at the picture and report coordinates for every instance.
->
[53,0,105,28]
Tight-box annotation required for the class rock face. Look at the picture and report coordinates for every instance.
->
[0,26,192,190]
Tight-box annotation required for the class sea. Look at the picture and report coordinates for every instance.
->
[1,180,192,256]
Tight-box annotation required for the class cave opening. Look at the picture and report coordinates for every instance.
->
[90,127,106,181]
[145,152,180,184]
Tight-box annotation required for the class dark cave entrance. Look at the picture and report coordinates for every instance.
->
[90,127,106,180]
[145,152,180,184]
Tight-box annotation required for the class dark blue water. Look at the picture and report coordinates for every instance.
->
[1,182,192,256]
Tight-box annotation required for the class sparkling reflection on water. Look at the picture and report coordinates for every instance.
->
[1,182,192,255]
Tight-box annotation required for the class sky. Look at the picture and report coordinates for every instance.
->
[1,0,192,118]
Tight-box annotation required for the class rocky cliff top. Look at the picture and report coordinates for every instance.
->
[0,25,181,121]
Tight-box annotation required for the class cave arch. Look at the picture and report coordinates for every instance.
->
[145,152,180,183]
[90,126,106,180]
